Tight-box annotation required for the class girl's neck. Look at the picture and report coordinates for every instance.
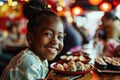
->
[29,47,45,62]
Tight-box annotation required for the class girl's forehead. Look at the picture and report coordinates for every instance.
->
[34,17,64,33]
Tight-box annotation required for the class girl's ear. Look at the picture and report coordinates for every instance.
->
[26,32,33,45]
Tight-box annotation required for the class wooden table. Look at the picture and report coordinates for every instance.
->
[47,42,120,80]
[47,70,120,80]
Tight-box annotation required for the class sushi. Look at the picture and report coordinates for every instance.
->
[95,57,107,70]
[104,57,120,70]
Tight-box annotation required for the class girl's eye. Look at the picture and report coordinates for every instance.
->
[58,35,64,41]
[44,32,52,38]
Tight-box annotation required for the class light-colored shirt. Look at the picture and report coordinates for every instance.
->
[107,20,120,42]
[0,48,49,80]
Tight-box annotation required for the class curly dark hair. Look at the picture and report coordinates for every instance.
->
[23,0,59,33]
[103,11,118,20]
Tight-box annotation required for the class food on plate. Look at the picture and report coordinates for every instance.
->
[76,61,84,70]
[53,60,91,72]
[60,55,67,60]
[67,60,77,71]
[113,57,120,63]
[104,56,120,70]
[79,55,86,61]
[95,57,107,70]
[67,55,74,61]
[63,63,69,70]
[56,63,65,71]
[60,55,90,62]
[72,56,79,61]
[83,64,91,71]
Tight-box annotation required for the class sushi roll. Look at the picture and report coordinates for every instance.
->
[56,63,65,71]
[75,61,84,71]
[60,55,67,60]
[79,55,86,61]
[67,60,77,71]
[95,57,107,70]
[83,64,91,71]
[104,57,120,70]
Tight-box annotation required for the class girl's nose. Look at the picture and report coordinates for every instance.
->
[50,36,59,44]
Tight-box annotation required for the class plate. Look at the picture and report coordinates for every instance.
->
[95,66,120,73]
[60,55,91,64]
[50,62,94,75]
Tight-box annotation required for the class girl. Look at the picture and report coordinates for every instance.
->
[0,0,64,80]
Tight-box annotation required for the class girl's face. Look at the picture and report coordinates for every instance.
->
[29,17,64,60]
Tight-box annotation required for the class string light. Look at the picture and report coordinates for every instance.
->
[71,6,83,16]
[57,6,63,11]
[99,2,112,12]
[89,0,103,6]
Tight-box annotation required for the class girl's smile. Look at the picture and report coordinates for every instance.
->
[28,16,64,61]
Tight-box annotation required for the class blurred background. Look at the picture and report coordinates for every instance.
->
[0,0,120,75]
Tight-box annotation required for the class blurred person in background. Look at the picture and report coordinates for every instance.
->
[101,11,120,42]
[94,19,120,57]
[60,16,82,53]
[72,22,90,45]
[94,27,107,57]
[3,23,27,48]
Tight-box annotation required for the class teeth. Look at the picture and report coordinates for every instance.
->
[47,48,57,54]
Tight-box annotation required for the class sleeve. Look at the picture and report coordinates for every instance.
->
[112,20,120,41]
[11,55,43,80]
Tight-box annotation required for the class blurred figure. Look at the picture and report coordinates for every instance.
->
[3,23,27,47]
[94,25,120,57]
[101,11,120,42]
[103,39,119,57]
[60,16,82,53]
[94,27,107,56]
[72,22,90,45]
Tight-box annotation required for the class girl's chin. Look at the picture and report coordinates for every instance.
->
[47,56,56,60]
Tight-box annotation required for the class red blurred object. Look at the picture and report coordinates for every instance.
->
[22,28,27,34]
[113,1,119,8]
[46,0,58,11]
[71,6,84,16]
[99,2,112,12]
[88,0,103,6]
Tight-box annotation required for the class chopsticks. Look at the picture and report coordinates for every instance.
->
[70,75,83,80]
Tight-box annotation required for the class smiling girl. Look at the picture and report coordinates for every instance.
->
[0,0,64,80]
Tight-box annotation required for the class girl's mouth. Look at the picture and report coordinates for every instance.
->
[46,47,58,54]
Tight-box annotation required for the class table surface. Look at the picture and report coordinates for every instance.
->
[47,70,120,80]
[47,41,120,80]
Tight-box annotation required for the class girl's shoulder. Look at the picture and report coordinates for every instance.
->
[19,48,42,66]
[9,48,42,69]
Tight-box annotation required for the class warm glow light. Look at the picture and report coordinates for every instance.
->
[0,2,4,6]
[57,6,63,12]
[90,71,99,80]
[89,0,103,6]
[99,2,112,12]
[70,0,76,4]
[58,0,65,7]
[24,0,29,2]
[12,1,18,6]
[71,6,83,16]
[48,4,52,9]
[8,0,12,6]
